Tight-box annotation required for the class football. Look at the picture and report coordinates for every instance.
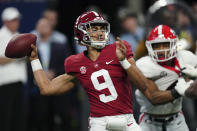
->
[5,33,37,58]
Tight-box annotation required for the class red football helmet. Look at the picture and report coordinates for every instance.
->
[74,11,110,49]
[146,25,178,62]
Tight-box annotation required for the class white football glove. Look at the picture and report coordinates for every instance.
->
[175,78,193,96]
[181,64,197,78]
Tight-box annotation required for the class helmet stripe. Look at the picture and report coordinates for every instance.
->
[158,25,162,35]
[92,11,99,17]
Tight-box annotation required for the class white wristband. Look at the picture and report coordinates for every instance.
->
[119,58,131,69]
[31,59,43,72]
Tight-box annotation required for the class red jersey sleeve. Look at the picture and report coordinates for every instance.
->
[123,40,134,59]
[64,55,75,73]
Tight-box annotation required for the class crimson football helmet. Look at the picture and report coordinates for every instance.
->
[74,11,110,49]
[146,25,178,62]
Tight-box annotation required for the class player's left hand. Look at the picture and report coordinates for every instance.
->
[116,37,126,61]
[181,64,197,78]
[175,77,193,96]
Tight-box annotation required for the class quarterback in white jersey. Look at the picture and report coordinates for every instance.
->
[136,25,197,131]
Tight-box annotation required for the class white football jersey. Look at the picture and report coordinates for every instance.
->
[135,50,197,115]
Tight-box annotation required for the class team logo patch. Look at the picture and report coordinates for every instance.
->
[106,60,113,65]
[160,71,167,77]
[80,66,87,74]
[94,63,99,68]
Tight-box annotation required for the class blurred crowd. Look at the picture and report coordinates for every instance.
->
[0,0,197,131]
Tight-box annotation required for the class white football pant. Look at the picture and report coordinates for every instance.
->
[89,114,142,131]
[139,112,189,131]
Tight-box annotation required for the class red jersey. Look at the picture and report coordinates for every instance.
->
[65,41,134,117]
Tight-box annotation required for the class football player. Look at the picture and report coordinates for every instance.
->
[28,12,191,131]
[136,25,197,131]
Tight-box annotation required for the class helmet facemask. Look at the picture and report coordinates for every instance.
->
[146,38,177,62]
[146,25,178,62]
[77,21,110,49]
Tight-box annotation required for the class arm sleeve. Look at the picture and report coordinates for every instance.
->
[64,56,74,73]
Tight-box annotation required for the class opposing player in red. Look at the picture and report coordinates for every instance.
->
[136,25,197,131]
[28,12,193,131]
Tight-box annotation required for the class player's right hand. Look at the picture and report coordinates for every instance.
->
[29,44,39,62]
[175,78,193,96]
